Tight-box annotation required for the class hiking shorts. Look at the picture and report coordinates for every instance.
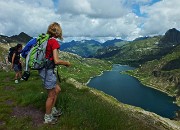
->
[38,68,57,89]
[13,63,22,72]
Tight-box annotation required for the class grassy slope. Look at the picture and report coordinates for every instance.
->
[119,36,160,59]
[58,51,112,83]
[106,36,162,66]
[63,43,102,57]
[0,45,10,62]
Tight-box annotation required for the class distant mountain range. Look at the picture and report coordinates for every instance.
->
[60,38,125,57]
[94,28,180,66]
[102,38,125,47]
[1,29,180,62]
[60,39,102,57]
[133,36,150,41]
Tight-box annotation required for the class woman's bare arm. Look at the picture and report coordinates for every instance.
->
[11,53,16,68]
[53,49,70,66]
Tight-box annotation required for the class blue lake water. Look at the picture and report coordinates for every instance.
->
[87,64,180,118]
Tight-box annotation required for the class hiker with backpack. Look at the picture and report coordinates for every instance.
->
[10,44,23,84]
[38,22,70,124]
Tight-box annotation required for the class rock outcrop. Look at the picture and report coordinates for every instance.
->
[159,28,180,47]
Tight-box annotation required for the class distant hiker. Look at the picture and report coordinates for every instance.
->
[10,44,23,83]
[38,22,70,124]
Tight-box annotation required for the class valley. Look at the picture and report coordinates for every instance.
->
[0,28,180,129]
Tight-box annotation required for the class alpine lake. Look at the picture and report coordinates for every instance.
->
[87,64,180,119]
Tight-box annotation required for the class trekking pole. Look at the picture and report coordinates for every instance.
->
[57,66,61,83]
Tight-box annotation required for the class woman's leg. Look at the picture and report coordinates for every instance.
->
[46,88,56,114]
[18,64,22,79]
[15,72,19,80]
[16,71,21,79]
[19,71,22,79]
[52,84,61,107]
[44,88,57,124]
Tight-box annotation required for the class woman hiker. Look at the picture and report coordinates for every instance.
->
[11,44,23,84]
[38,22,70,124]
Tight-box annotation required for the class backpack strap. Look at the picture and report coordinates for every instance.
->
[25,49,32,71]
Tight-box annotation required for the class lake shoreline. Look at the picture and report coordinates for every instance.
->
[124,72,180,107]
[86,67,113,85]
[87,64,180,118]
[86,64,130,85]
[87,64,176,98]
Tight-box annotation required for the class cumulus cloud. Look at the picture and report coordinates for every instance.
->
[0,0,179,41]
[59,13,140,40]
[58,0,141,40]
[0,0,60,37]
[58,0,129,18]
[140,0,180,36]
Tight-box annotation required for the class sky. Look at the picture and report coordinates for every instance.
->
[0,0,180,42]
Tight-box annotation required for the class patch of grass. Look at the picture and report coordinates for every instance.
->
[58,52,112,83]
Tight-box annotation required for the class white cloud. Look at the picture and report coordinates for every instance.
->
[60,12,140,40]
[58,0,129,18]
[58,0,141,40]
[140,0,180,36]
[0,0,179,42]
[0,0,60,37]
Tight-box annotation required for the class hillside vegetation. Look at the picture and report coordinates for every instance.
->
[57,51,112,83]
[125,45,180,104]
[60,39,126,58]
[95,28,180,68]
[95,36,163,66]
[61,40,103,57]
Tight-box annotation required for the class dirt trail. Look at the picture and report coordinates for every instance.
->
[12,106,44,127]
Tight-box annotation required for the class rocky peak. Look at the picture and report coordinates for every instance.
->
[159,28,180,46]
[10,32,32,43]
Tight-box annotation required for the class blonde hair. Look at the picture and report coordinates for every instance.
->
[47,22,63,40]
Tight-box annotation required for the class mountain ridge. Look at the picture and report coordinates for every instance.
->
[60,38,125,57]
[0,32,32,44]
[94,28,180,67]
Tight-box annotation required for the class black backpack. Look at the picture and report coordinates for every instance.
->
[8,47,15,63]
